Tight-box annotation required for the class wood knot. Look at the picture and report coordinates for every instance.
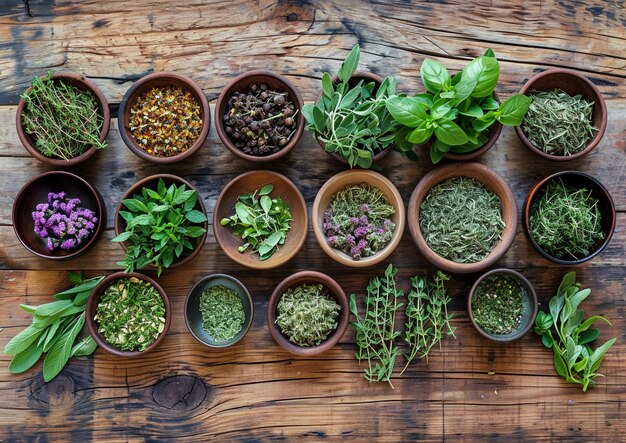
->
[30,375,75,407]
[287,13,299,21]
[152,375,209,411]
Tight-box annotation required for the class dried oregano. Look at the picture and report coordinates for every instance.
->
[199,285,245,342]
[472,273,526,335]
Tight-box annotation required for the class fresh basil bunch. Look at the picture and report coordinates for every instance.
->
[302,44,400,168]
[386,49,532,163]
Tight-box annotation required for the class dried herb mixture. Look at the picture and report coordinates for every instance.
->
[472,273,526,335]
[199,285,245,342]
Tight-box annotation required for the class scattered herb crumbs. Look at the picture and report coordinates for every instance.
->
[199,285,245,342]
[472,273,526,335]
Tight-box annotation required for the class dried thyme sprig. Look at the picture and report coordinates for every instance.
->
[419,177,504,263]
[199,285,245,342]
[523,89,597,156]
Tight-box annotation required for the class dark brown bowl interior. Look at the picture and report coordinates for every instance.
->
[215,70,304,162]
[515,68,607,161]
[267,271,349,356]
[523,171,616,264]
[118,72,210,164]
[12,171,105,260]
[16,73,110,167]
[85,271,172,357]
[213,170,308,269]
[114,174,208,269]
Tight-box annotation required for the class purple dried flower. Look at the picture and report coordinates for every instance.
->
[354,226,370,238]
[61,238,77,250]
[350,217,359,225]
[359,215,368,226]
[360,204,369,213]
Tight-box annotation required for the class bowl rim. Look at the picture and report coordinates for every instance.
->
[12,170,106,260]
[214,70,304,162]
[184,273,254,348]
[85,271,172,357]
[407,162,518,274]
[213,169,308,269]
[522,170,616,265]
[467,268,538,342]
[514,68,608,161]
[312,169,406,267]
[267,270,349,356]
[15,72,110,167]
[114,173,208,269]
[117,71,210,164]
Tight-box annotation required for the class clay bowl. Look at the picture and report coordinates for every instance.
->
[12,171,105,260]
[118,72,210,164]
[312,170,405,267]
[467,268,538,342]
[114,174,208,270]
[267,271,349,356]
[408,162,518,274]
[315,72,393,167]
[184,274,254,348]
[514,68,607,161]
[16,73,110,167]
[86,272,171,357]
[523,171,615,264]
[215,70,304,162]
[213,170,307,269]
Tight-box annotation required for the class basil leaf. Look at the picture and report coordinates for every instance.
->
[434,120,469,146]
[111,231,133,243]
[420,59,450,94]
[185,209,207,223]
[495,94,532,126]
[406,124,433,145]
[430,144,444,164]
[183,192,198,212]
[122,198,149,213]
[173,189,196,205]
[385,96,427,127]
[461,55,499,98]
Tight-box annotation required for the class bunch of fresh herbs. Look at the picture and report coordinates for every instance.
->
[199,285,245,342]
[4,273,103,382]
[112,178,207,276]
[534,271,616,391]
[471,273,526,335]
[386,49,532,163]
[220,184,292,261]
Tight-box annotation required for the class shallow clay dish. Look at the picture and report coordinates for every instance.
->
[267,271,349,356]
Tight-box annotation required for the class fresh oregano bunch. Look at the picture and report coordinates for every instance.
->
[112,178,207,276]
[534,271,616,391]
[386,49,532,163]
[4,273,103,382]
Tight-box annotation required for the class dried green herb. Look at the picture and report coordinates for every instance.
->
[420,177,504,263]
[523,89,597,156]
[276,284,341,347]
[529,179,603,260]
[472,273,526,334]
[220,184,292,261]
[199,285,245,342]
[20,72,106,160]
[95,277,166,352]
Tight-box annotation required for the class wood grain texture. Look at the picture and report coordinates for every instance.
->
[0,0,625,441]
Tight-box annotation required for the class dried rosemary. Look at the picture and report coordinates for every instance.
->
[523,89,597,156]
[472,273,526,335]
[419,177,504,263]
[199,285,245,342]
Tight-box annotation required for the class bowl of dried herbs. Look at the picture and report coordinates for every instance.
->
[185,274,253,348]
[86,272,171,357]
[523,171,616,264]
[267,271,349,356]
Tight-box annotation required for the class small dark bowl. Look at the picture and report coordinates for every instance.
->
[114,174,208,270]
[16,72,110,167]
[514,68,607,161]
[267,271,349,356]
[523,171,616,264]
[184,274,253,348]
[118,72,210,164]
[467,268,538,342]
[12,171,105,260]
[86,271,172,357]
[215,70,304,162]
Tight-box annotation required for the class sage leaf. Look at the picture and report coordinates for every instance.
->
[338,44,360,82]
[71,336,97,357]
[4,325,45,356]
[8,342,44,374]
[42,312,85,382]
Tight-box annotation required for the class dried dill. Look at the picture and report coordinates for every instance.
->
[276,284,341,347]
[419,177,504,263]
[472,273,526,335]
[529,178,604,259]
[199,285,245,342]
[523,89,597,156]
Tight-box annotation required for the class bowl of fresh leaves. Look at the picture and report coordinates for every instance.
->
[213,170,307,269]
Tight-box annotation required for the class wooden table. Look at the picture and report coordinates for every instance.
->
[1,1,624,441]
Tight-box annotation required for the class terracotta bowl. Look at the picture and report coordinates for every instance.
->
[16,73,110,167]
[118,72,210,164]
[114,174,208,270]
[467,268,538,342]
[184,274,254,348]
[312,170,405,267]
[213,170,307,269]
[523,171,616,264]
[215,70,304,162]
[12,171,105,260]
[267,271,349,356]
[514,68,607,161]
[408,162,518,274]
[86,272,171,357]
